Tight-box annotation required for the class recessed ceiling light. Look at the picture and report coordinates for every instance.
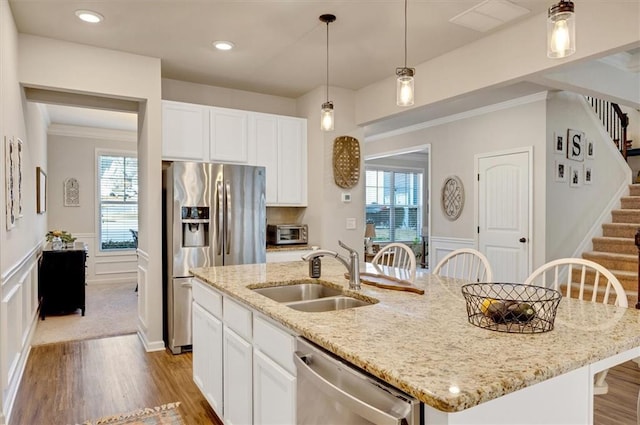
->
[212,41,234,51]
[75,10,104,24]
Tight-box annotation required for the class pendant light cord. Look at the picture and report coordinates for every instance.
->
[403,0,408,68]
[326,20,330,102]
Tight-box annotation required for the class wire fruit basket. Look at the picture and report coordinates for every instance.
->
[461,283,562,333]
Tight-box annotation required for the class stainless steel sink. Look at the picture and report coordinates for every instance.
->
[287,296,373,312]
[251,283,342,302]
[250,282,376,312]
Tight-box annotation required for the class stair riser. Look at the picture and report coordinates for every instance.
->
[602,224,640,238]
[621,198,640,209]
[582,253,638,272]
[576,271,638,294]
[611,211,640,224]
[592,240,638,255]
[630,185,640,197]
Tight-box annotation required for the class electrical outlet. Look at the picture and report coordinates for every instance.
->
[346,218,356,229]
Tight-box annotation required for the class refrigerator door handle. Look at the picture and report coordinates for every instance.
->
[225,181,232,255]
[216,181,224,256]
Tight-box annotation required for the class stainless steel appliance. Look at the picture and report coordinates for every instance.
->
[267,223,308,245]
[164,161,266,354]
[295,337,421,425]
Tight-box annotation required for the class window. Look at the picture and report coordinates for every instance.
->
[98,153,138,251]
[365,168,422,243]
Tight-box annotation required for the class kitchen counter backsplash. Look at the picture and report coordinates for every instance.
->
[266,244,311,252]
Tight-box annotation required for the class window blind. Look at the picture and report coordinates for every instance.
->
[98,154,138,251]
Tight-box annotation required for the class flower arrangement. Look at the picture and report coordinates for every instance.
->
[45,230,76,244]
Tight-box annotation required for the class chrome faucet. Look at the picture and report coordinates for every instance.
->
[302,241,361,290]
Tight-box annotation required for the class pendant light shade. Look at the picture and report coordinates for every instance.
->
[320,14,336,131]
[396,0,415,106]
[547,0,575,59]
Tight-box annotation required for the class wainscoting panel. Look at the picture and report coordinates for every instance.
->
[430,237,475,268]
[74,233,137,285]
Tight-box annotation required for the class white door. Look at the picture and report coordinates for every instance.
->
[192,302,224,416]
[253,349,296,425]
[478,151,530,282]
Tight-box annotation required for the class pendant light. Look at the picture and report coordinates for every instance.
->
[547,0,575,59]
[396,0,415,107]
[320,14,336,132]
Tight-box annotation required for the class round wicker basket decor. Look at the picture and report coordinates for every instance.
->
[332,136,360,189]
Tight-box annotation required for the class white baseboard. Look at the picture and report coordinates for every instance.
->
[137,330,165,352]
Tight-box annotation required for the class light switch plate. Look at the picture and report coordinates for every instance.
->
[346,218,356,229]
[341,193,351,203]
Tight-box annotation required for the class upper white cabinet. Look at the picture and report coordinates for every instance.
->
[162,101,209,161]
[253,113,307,206]
[210,107,249,164]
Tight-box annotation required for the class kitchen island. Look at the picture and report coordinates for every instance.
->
[191,260,640,424]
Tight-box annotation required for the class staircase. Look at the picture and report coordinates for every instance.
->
[583,184,640,297]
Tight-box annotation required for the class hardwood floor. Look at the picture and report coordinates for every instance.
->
[9,333,639,424]
[10,334,221,425]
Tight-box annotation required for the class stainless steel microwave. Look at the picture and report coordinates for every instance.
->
[267,224,308,245]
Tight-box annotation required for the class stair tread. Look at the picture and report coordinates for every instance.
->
[603,223,640,227]
[593,236,635,241]
[584,251,637,260]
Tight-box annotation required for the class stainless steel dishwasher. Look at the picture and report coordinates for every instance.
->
[295,337,422,425]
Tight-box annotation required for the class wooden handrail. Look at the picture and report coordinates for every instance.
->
[586,96,630,159]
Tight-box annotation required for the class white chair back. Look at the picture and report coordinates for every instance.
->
[371,243,417,282]
[432,248,493,282]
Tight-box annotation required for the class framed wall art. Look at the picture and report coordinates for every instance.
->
[586,139,594,159]
[570,166,581,188]
[64,177,80,207]
[16,138,23,218]
[36,166,47,214]
[566,129,585,162]
[441,175,464,221]
[584,165,593,185]
[5,136,15,230]
[554,132,565,155]
[555,161,567,183]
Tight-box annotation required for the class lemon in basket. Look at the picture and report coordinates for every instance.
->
[480,298,498,315]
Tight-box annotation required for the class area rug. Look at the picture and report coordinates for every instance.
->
[81,402,184,425]
[33,282,138,345]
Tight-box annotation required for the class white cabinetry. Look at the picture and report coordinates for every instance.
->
[210,107,250,164]
[162,101,208,161]
[192,302,223,414]
[254,113,307,206]
[192,278,298,425]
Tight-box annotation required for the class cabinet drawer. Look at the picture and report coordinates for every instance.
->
[223,297,252,341]
[253,315,296,375]
[192,279,222,319]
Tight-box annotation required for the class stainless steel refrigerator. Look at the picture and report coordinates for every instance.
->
[163,161,266,354]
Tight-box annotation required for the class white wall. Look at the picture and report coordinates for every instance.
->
[296,86,365,256]
[0,3,47,423]
[365,94,547,268]
[18,34,164,352]
[545,92,630,260]
[162,78,297,117]
[46,126,138,285]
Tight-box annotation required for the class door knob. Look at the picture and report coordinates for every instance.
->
[519,237,527,243]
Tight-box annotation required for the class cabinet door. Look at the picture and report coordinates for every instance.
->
[192,302,223,416]
[253,349,296,425]
[254,114,278,204]
[223,327,253,425]
[277,117,307,205]
[162,101,208,160]
[210,108,249,163]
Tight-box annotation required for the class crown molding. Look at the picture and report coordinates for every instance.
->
[47,123,137,143]
[366,91,549,142]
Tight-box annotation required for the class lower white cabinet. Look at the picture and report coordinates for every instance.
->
[192,278,298,425]
[223,327,253,425]
[253,349,296,424]
[192,302,223,414]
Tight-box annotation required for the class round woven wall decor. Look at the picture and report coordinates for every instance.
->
[441,175,464,221]
[332,136,360,189]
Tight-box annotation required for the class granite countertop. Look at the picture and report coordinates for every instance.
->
[190,261,640,413]
[266,244,312,252]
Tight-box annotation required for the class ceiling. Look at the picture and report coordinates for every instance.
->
[9,0,639,134]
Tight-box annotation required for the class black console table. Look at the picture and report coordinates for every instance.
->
[39,244,87,320]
